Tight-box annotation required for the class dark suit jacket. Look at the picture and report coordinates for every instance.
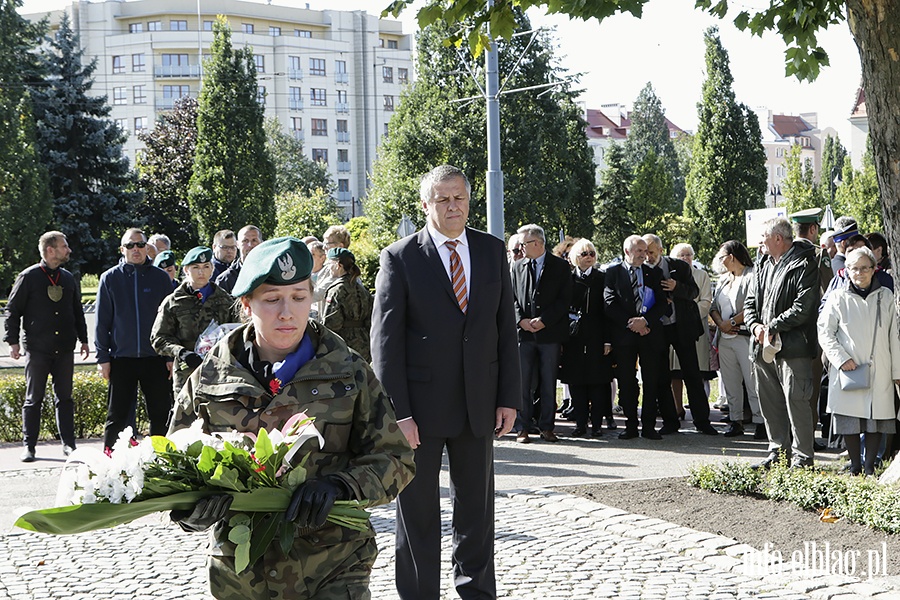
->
[657,256,704,341]
[603,261,666,347]
[510,251,573,344]
[371,227,521,438]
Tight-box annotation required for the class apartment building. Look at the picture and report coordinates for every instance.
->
[25,0,414,218]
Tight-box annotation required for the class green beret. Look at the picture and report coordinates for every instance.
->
[326,247,354,262]
[789,208,822,224]
[153,250,176,270]
[182,246,213,266]
[231,237,313,297]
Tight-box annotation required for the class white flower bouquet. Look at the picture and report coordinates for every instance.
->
[15,414,369,574]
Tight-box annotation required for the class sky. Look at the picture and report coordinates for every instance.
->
[20,0,862,143]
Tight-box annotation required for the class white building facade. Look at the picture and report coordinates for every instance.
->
[26,0,414,218]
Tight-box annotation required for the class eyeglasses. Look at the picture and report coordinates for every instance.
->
[217,245,237,251]
[123,241,147,250]
[511,248,523,255]
[522,239,539,246]
[579,251,596,258]
[848,266,874,273]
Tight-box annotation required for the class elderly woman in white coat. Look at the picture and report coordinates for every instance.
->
[818,247,900,475]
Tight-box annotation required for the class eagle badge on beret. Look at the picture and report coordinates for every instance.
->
[278,253,296,280]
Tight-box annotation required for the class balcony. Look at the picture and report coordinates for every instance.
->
[334,72,348,84]
[292,130,305,141]
[289,98,304,111]
[156,95,192,109]
[336,191,352,202]
[336,131,350,143]
[335,102,349,114]
[154,64,201,78]
[337,161,351,173]
[288,68,303,81]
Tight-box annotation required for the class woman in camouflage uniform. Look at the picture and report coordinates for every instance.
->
[167,237,415,600]
[151,247,239,394]
[322,248,373,362]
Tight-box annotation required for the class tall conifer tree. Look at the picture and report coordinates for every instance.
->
[594,143,634,260]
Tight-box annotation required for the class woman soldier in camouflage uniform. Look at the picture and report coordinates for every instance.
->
[322,248,374,362]
[151,247,239,394]
[167,237,415,600]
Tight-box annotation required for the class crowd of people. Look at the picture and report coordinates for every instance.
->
[3,161,899,597]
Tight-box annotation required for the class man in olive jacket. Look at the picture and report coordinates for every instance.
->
[744,217,819,468]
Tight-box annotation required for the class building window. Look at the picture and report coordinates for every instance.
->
[311,148,328,164]
[289,87,302,110]
[382,66,393,83]
[170,20,187,31]
[132,53,146,72]
[112,56,124,74]
[387,39,398,49]
[134,117,148,132]
[113,87,127,105]
[133,85,147,104]
[336,119,348,133]
[336,90,347,104]
[203,20,214,31]
[295,29,311,38]
[311,118,327,136]
[336,60,347,74]
[290,56,301,71]
[242,23,254,34]
[383,95,394,111]
[383,123,389,136]
[337,149,349,163]
[269,26,281,36]
[291,117,302,132]
[128,23,143,33]
[148,21,161,31]
[338,179,350,193]
[161,54,189,67]
[115,118,127,132]
[398,67,408,84]
[163,85,190,98]
[310,88,326,106]
[254,55,265,73]
[309,58,326,76]
[379,38,385,47]
[257,86,266,105]
[776,147,785,158]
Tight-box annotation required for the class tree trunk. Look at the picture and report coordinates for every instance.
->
[846,0,900,276]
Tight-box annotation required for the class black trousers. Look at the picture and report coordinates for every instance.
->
[614,340,677,431]
[516,340,560,432]
[103,356,172,447]
[23,350,76,450]
[395,425,495,600]
[570,383,612,430]
[662,324,712,427]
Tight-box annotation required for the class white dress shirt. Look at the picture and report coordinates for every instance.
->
[427,224,471,302]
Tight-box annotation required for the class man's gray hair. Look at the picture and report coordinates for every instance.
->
[763,217,793,241]
[623,234,644,253]
[517,224,545,244]
[420,165,471,203]
[846,246,876,269]
[148,233,170,250]
[641,233,663,251]
[835,216,857,231]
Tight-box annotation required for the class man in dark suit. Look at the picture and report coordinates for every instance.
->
[642,234,717,435]
[371,164,521,600]
[510,224,573,443]
[603,235,668,439]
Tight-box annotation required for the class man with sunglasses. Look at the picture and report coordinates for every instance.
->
[95,228,174,452]
[507,233,524,264]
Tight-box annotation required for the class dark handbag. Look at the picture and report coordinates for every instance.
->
[838,297,880,391]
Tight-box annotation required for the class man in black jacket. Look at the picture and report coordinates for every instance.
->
[4,232,89,462]
[511,224,573,443]
[642,234,717,435]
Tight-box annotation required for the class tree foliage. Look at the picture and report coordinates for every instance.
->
[594,143,634,260]
[188,17,275,243]
[365,14,596,248]
[274,188,342,241]
[820,134,847,203]
[624,83,683,209]
[780,144,822,215]
[264,118,333,198]
[835,143,881,234]
[32,13,136,276]
[135,97,200,250]
[683,27,766,262]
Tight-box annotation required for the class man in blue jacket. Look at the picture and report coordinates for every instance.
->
[95,228,174,452]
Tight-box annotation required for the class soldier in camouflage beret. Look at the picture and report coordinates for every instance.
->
[322,249,373,362]
[151,246,239,395]
[153,250,178,288]
[167,237,414,600]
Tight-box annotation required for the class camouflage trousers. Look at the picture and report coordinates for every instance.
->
[208,535,377,599]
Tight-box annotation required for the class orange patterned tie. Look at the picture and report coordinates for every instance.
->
[445,240,468,313]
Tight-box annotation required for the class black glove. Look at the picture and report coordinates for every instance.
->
[170,494,233,532]
[179,349,203,369]
[285,478,348,529]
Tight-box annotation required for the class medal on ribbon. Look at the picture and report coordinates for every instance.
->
[41,266,63,302]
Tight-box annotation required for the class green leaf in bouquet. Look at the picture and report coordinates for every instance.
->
[185,440,205,458]
[285,465,308,490]
[279,520,296,556]
[247,512,281,571]
[228,523,251,545]
[150,436,176,454]
[138,477,194,498]
[197,445,218,476]
[254,428,275,465]
[234,540,251,575]
[209,465,247,492]
[228,513,251,527]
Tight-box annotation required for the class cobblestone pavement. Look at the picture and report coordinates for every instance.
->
[2,469,899,600]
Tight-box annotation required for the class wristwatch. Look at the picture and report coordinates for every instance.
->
[730,318,737,328]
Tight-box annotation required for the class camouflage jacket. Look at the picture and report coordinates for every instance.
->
[323,275,373,362]
[150,282,239,393]
[169,321,415,554]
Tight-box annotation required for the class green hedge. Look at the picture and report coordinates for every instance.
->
[688,460,900,534]
[0,372,148,443]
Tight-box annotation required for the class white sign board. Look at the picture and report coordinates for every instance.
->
[745,207,787,247]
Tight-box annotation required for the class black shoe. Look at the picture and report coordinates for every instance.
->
[813,440,827,452]
[570,427,587,438]
[723,422,744,437]
[752,452,784,470]
[790,457,813,469]
[606,416,617,430]
[696,423,719,435]
[618,428,639,440]
[591,428,603,437]
[658,424,680,435]
[641,429,662,440]
[754,423,767,440]
[718,414,732,423]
